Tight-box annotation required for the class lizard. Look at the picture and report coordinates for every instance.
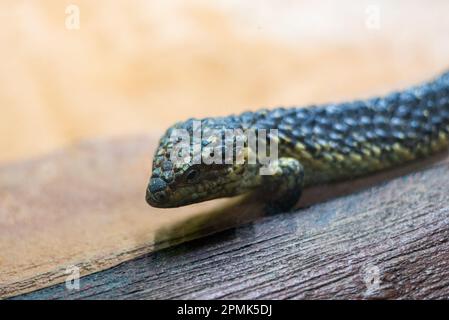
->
[146,71,449,214]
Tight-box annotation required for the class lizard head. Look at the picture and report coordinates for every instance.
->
[146,118,253,208]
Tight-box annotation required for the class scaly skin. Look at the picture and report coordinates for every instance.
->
[146,71,449,213]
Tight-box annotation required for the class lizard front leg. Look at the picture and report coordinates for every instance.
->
[261,157,304,214]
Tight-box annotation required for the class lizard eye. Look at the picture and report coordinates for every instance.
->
[185,169,199,183]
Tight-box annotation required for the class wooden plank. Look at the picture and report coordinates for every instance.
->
[0,135,267,299]
[13,151,449,299]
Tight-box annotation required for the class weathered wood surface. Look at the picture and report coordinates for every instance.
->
[13,151,449,299]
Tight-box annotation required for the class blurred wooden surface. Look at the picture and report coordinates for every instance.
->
[13,150,449,299]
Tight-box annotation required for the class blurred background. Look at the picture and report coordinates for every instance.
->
[1,0,449,165]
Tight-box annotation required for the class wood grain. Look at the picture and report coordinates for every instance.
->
[13,151,449,299]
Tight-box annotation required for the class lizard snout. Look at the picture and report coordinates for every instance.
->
[146,178,168,206]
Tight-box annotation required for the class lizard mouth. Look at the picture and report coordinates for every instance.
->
[146,188,194,208]
[145,183,223,208]
[145,183,196,208]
